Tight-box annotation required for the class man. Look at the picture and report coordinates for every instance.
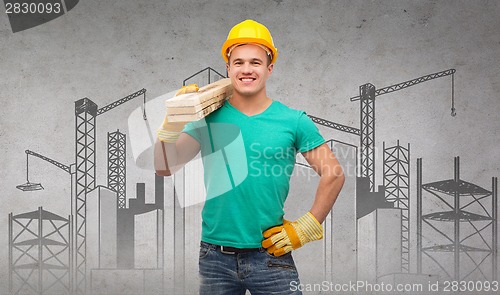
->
[155,19,344,295]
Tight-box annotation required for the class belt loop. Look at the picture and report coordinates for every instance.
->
[201,241,217,250]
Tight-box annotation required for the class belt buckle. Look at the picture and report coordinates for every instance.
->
[220,246,236,255]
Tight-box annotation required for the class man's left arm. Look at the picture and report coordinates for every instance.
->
[302,143,345,223]
[262,143,344,256]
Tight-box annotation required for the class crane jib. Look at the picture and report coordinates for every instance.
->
[25,149,71,174]
[349,69,456,102]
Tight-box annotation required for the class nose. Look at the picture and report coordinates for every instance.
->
[241,62,252,74]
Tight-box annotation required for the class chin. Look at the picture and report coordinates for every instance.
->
[234,85,263,97]
[235,89,259,97]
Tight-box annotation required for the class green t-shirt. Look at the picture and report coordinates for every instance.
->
[182,100,325,248]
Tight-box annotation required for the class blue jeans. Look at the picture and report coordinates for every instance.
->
[199,241,302,295]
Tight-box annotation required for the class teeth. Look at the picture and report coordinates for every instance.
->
[241,78,253,82]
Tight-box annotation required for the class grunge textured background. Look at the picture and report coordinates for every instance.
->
[0,0,499,294]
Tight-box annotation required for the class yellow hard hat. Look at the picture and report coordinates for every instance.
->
[221,19,278,64]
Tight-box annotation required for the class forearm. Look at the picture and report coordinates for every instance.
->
[155,84,200,176]
[154,133,201,176]
[309,170,345,224]
[263,171,344,256]
[263,145,345,256]
[154,139,178,176]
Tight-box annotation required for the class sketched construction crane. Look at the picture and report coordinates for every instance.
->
[350,69,456,192]
[309,69,456,192]
[17,149,76,188]
[17,150,76,226]
[349,69,456,276]
[16,149,75,192]
[73,88,146,294]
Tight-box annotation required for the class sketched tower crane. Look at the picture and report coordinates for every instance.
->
[17,150,76,192]
[16,149,76,237]
[350,69,456,192]
[349,69,456,274]
[73,88,146,294]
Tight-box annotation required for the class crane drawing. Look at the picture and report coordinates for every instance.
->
[74,88,146,294]
[351,68,456,192]
[350,69,456,275]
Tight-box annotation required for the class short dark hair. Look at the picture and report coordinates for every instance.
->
[227,53,272,66]
[265,54,272,66]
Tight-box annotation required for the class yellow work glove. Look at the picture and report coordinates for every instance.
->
[174,83,200,96]
[157,84,199,143]
[262,212,323,257]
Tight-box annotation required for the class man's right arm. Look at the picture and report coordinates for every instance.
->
[154,133,200,176]
[155,83,201,176]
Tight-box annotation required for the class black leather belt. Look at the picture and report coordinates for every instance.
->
[217,245,260,254]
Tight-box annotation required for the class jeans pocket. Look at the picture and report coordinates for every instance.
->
[264,249,291,259]
[199,244,211,260]
[267,260,296,270]
[265,252,297,271]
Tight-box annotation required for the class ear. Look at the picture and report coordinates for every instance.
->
[267,63,274,75]
[226,63,231,77]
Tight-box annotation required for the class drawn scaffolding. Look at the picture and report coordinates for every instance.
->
[383,141,410,273]
[9,207,72,295]
[108,130,126,209]
[417,157,498,281]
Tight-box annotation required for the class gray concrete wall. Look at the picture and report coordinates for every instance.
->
[1,0,499,294]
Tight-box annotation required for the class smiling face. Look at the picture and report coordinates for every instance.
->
[226,44,274,99]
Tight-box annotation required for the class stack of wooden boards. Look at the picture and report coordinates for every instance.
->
[165,78,233,122]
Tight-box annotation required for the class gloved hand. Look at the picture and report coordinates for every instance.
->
[262,212,323,257]
[174,83,200,96]
[157,84,199,143]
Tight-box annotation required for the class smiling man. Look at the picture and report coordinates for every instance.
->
[155,19,345,295]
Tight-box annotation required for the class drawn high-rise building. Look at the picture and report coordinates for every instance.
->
[86,186,118,274]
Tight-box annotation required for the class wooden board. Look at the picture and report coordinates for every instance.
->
[166,91,227,115]
[165,78,232,122]
[167,99,226,122]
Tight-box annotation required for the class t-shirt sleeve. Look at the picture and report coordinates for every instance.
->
[295,111,326,153]
[181,121,202,143]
